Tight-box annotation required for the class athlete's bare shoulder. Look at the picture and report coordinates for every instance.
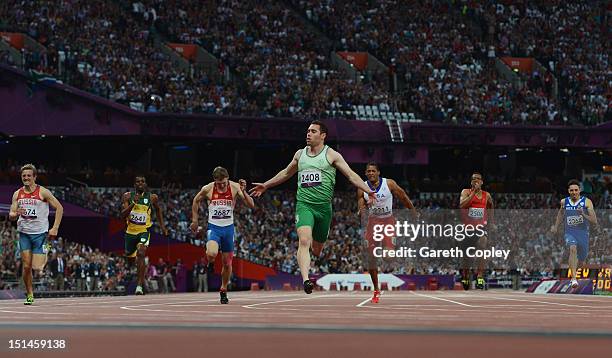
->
[37,186,53,199]
[228,180,240,191]
[386,178,398,188]
[325,146,344,165]
[293,148,303,159]
[201,182,216,199]
[326,146,339,157]
[555,198,565,210]
[11,189,20,201]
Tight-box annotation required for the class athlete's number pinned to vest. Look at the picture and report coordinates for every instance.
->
[211,209,231,219]
[566,215,584,226]
[468,207,484,219]
[371,206,391,216]
[21,205,37,218]
[129,212,147,225]
[300,170,322,188]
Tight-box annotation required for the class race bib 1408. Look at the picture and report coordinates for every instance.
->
[300,170,322,188]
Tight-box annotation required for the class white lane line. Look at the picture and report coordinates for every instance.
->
[486,296,596,308]
[408,291,478,307]
[242,294,342,309]
[121,293,304,311]
[356,297,371,307]
[508,292,612,301]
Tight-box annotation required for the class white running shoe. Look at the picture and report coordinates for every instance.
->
[135,285,144,295]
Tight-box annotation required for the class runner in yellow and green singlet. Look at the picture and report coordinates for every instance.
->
[121,176,169,295]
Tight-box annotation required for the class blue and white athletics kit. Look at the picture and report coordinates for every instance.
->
[564,196,590,261]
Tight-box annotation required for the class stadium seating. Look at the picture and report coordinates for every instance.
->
[1,1,607,124]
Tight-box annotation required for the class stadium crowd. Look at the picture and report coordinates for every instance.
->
[50,182,611,277]
[1,0,608,124]
[0,218,185,293]
[152,0,394,117]
[471,0,610,125]
[2,179,609,291]
[0,0,239,114]
[291,0,573,125]
[0,0,393,117]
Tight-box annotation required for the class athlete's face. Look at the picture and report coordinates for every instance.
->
[471,174,483,189]
[21,170,36,187]
[134,177,147,192]
[306,125,325,146]
[568,184,580,200]
[365,165,380,183]
[215,178,229,192]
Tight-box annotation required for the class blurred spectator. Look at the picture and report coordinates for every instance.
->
[48,252,66,290]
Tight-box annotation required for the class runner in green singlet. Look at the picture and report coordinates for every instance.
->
[250,120,375,294]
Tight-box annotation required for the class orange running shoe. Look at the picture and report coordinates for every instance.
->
[371,290,381,303]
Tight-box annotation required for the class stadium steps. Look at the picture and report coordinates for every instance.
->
[386,119,404,143]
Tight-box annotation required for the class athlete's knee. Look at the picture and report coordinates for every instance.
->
[299,236,312,248]
[222,253,233,269]
[569,245,577,254]
[206,250,219,259]
[208,244,219,254]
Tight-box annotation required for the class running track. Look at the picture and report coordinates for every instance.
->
[1,290,611,357]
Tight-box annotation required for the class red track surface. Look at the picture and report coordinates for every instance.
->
[1,290,611,357]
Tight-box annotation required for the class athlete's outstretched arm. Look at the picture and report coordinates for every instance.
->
[249,150,301,197]
[328,149,375,200]
[151,194,169,236]
[550,199,565,234]
[388,179,418,218]
[191,184,211,233]
[41,187,63,238]
[235,180,255,209]
[357,188,367,216]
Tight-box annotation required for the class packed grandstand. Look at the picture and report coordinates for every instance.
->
[0,0,610,294]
